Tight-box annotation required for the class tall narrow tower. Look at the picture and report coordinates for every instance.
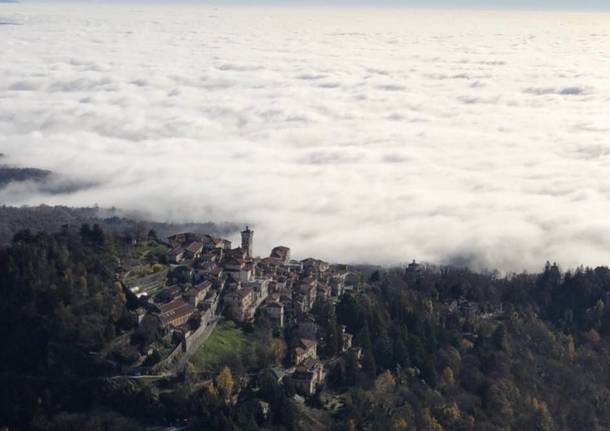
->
[241,226,253,258]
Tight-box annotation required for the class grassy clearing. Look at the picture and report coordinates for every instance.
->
[133,240,168,259]
[189,320,246,373]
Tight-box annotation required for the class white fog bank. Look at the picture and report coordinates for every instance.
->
[1,4,610,271]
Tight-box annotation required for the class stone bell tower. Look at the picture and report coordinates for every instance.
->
[241,226,253,258]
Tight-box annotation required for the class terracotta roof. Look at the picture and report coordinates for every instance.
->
[157,298,195,327]
[157,297,186,314]
[168,246,184,256]
[185,241,204,253]
[193,280,213,292]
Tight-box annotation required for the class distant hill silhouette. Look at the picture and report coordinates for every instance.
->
[0,205,240,244]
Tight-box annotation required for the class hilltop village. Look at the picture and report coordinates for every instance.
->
[125,226,361,396]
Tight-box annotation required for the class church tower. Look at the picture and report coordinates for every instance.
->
[241,226,253,258]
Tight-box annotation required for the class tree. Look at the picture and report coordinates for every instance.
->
[530,398,554,431]
[586,328,601,346]
[91,224,105,245]
[492,324,508,351]
[147,229,158,241]
[80,223,92,242]
[566,335,576,362]
[216,366,235,400]
[421,408,444,431]
[440,402,461,428]
[421,356,437,387]
[369,270,381,283]
[442,367,454,386]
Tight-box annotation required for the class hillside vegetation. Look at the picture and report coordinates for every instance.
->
[1,225,610,430]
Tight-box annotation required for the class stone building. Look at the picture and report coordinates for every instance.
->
[292,338,317,365]
[241,226,254,259]
[292,357,325,396]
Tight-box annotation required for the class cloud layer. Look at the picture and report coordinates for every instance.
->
[1,4,610,271]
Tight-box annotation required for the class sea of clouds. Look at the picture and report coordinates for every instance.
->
[1,4,610,271]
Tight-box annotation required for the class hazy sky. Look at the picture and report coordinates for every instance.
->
[11,0,610,11]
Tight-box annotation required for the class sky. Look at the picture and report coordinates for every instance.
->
[6,0,610,10]
[1,4,610,271]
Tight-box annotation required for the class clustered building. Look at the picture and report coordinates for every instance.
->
[135,226,357,395]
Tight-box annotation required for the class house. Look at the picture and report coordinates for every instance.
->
[316,283,331,299]
[228,247,248,260]
[286,260,303,272]
[157,284,183,303]
[292,338,317,365]
[183,241,204,260]
[169,264,193,283]
[156,298,196,329]
[224,288,257,321]
[202,291,220,313]
[295,278,317,312]
[249,278,270,301]
[242,262,255,283]
[223,257,252,283]
[202,234,230,252]
[274,276,287,291]
[167,246,185,264]
[330,274,346,297]
[167,233,188,248]
[270,246,291,264]
[208,264,224,279]
[188,280,213,306]
[265,301,284,328]
[292,357,325,396]
[449,300,481,321]
[301,258,329,274]
[297,315,318,340]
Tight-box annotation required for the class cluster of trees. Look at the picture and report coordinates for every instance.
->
[0,229,129,374]
[183,367,297,430]
[0,227,135,428]
[326,264,610,431]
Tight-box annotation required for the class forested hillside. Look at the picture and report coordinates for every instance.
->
[0,205,239,244]
[1,226,610,431]
[330,264,610,430]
